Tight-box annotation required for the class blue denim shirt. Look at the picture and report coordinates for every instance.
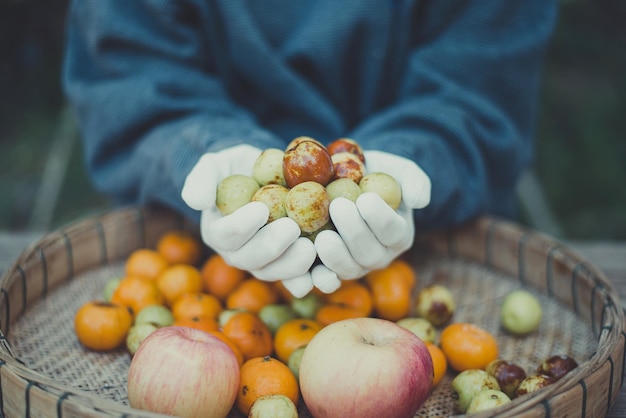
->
[63,0,557,231]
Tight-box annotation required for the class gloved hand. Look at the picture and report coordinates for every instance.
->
[181,145,317,297]
[313,150,431,292]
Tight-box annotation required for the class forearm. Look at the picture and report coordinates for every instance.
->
[62,0,284,221]
[351,0,557,230]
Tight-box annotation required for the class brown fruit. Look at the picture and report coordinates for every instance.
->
[415,284,456,326]
[285,181,331,233]
[537,354,578,381]
[515,374,556,397]
[485,359,527,399]
[326,138,365,163]
[286,136,323,151]
[283,140,334,188]
[331,152,365,183]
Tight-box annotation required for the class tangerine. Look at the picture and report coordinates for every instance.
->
[236,356,299,416]
[367,271,411,321]
[171,316,220,334]
[156,230,202,266]
[425,342,447,387]
[365,258,417,289]
[125,248,170,281]
[324,281,373,316]
[222,311,274,362]
[226,278,279,314]
[315,304,367,326]
[110,276,164,316]
[156,264,203,307]
[74,301,133,351]
[440,322,499,372]
[171,292,222,320]
[274,318,323,363]
[200,253,247,300]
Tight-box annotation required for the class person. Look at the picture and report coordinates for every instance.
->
[62,1,557,297]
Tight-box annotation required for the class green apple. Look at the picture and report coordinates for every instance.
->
[500,289,542,335]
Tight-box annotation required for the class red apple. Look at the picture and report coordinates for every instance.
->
[299,317,433,418]
[283,139,334,187]
[127,326,240,418]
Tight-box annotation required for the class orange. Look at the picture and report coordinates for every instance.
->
[366,267,412,321]
[324,281,373,317]
[366,258,417,289]
[222,311,274,362]
[125,248,170,281]
[156,230,203,266]
[236,356,299,415]
[207,330,245,367]
[110,276,164,316]
[425,342,447,387]
[171,292,222,320]
[315,304,367,326]
[156,264,203,306]
[200,253,247,300]
[74,301,133,351]
[273,318,323,363]
[440,322,499,372]
[172,316,220,334]
[226,278,279,314]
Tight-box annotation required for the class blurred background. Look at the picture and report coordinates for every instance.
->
[1,0,625,240]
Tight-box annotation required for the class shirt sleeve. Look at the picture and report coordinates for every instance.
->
[62,0,283,222]
[350,1,558,231]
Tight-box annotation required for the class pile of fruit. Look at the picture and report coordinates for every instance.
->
[216,136,402,237]
[73,228,578,418]
[73,138,580,417]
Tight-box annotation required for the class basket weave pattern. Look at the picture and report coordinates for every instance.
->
[0,206,623,417]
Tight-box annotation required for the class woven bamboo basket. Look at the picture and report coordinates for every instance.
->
[0,205,623,417]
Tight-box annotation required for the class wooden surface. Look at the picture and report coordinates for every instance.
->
[1,231,625,417]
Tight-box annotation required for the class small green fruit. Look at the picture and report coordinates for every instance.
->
[103,277,122,302]
[500,289,542,335]
[287,345,307,380]
[126,322,159,355]
[249,394,298,418]
[134,304,174,327]
[291,293,323,319]
[259,304,299,334]
[466,389,511,413]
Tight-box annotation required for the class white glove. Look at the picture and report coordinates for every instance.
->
[314,150,431,289]
[181,145,317,296]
